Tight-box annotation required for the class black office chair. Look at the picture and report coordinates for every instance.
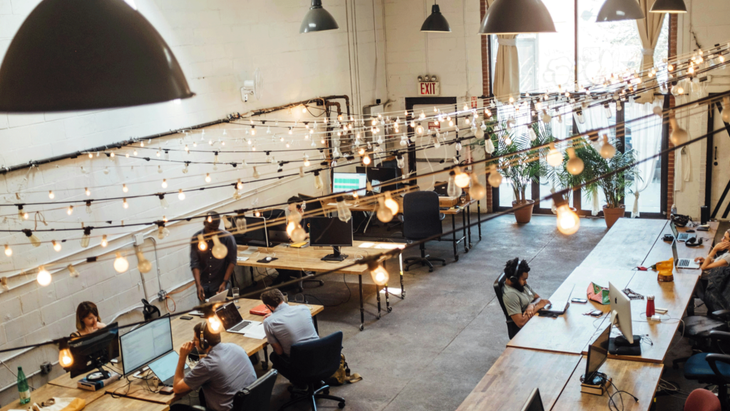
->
[141,299,161,322]
[494,273,521,340]
[231,369,278,411]
[673,310,729,369]
[402,191,446,272]
[684,331,730,410]
[278,332,346,411]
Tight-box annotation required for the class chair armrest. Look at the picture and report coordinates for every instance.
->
[711,309,730,320]
[705,354,730,383]
[439,213,445,221]
[709,330,730,341]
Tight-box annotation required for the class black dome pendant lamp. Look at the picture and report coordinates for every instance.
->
[421,3,451,33]
[300,0,339,34]
[0,0,194,113]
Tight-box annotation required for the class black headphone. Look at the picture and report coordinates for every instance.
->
[508,258,524,285]
[685,237,704,247]
[198,321,209,351]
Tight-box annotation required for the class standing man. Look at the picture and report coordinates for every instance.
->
[172,322,256,411]
[191,211,238,301]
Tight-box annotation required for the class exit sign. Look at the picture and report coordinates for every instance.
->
[419,81,440,96]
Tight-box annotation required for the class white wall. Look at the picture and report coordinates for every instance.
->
[676,0,730,220]
[383,0,483,112]
[0,0,385,402]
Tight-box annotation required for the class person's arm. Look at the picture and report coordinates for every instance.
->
[510,311,533,328]
[263,320,284,355]
[701,243,730,271]
[173,342,194,395]
[270,342,284,356]
[218,262,235,293]
[504,293,533,328]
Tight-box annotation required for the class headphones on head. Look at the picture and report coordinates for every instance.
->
[509,258,524,285]
[198,321,209,351]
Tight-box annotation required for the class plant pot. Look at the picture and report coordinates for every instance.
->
[602,205,625,229]
[513,200,535,224]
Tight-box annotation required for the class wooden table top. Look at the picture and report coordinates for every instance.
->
[641,221,719,274]
[87,395,169,411]
[507,268,636,354]
[0,381,108,411]
[579,219,668,271]
[550,356,663,411]
[237,240,404,275]
[456,348,582,411]
[441,199,478,215]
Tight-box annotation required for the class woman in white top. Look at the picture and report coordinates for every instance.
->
[695,229,730,271]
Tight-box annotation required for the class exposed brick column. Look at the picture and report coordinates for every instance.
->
[480,0,494,212]
[666,13,678,218]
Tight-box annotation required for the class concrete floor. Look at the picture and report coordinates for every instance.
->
[202,214,702,411]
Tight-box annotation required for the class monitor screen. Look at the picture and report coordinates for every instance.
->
[66,322,120,378]
[309,217,353,247]
[235,216,268,245]
[357,166,401,193]
[585,325,610,380]
[120,316,173,376]
[333,172,367,196]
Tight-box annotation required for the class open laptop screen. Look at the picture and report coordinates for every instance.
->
[216,302,244,330]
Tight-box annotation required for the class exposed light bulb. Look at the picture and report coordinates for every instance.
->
[101,235,108,247]
[52,240,61,252]
[136,250,153,274]
[384,192,399,215]
[368,261,389,286]
[207,314,223,334]
[161,179,168,188]
[447,171,460,197]
[376,197,393,223]
[469,173,487,200]
[487,165,502,188]
[4,244,11,257]
[23,229,41,247]
[122,184,129,193]
[566,148,584,175]
[669,117,688,146]
[546,143,563,167]
[114,252,129,273]
[362,155,371,165]
[198,234,207,251]
[59,344,73,368]
[454,168,471,188]
[48,190,55,199]
[67,206,74,215]
[314,171,323,190]
[303,155,310,167]
[336,197,352,223]
[37,267,52,286]
[67,264,80,278]
[253,167,260,179]
[123,198,129,209]
[554,195,580,235]
[159,194,168,209]
[85,187,91,196]
[205,173,212,183]
[211,235,228,259]
[600,135,616,159]
[81,227,91,248]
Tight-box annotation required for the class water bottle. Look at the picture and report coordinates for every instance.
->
[17,366,30,404]
[646,295,655,318]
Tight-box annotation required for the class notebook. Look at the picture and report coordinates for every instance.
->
[249,304,272,316]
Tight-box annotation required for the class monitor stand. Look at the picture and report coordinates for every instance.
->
[322,246,348,262]
[608,335,642,356]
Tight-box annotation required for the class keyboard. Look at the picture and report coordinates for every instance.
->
[230,321,251,332]
[678,259,689,267]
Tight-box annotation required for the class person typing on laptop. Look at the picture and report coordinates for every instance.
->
[260,289,319,382]
[190,211,238,302]
[172,322,256,411]
[695,229,730,271]
[501,258,550,329]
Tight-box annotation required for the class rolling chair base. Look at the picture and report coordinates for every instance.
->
[279,382,345,411]
[404,255,446,273]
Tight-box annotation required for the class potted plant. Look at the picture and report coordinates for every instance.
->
[557,138,639,229]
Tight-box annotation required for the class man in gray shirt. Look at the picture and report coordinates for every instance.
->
[172,322,256,411]
[261,289,319,380]
[501,258,550,330]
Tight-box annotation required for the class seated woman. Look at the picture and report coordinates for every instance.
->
[71,301,106,338]
[502,258,550,329]
[695,229,730,271]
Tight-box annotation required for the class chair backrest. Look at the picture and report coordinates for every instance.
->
[289,331,343,382]
[494,273,520,339]
[685,388,721,411]
[232,369,278,411]
[403,191,442,240]
[141,299,161,321]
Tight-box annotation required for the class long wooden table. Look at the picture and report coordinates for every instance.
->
[238,241,404,331]
[459,218,719,410]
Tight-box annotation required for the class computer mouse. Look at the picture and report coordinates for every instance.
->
[265,256,272,261]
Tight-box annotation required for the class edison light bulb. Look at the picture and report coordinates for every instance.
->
[542,112,552,123]
[314,172,323,190]
[566,148,584,175]
[292,226,307,242]
[178,189,185,200]
[207,314,223,334]
[159,195,168,209]
[447,171,459,197]
[384,192,399,215]
[52,240,61,252]
[362,155,371,166]
[59,346,73,368]
[211,235,228,259]
[36,267,52,286]
[369,262,389,286]
[67,264,80,278]
[556,203,580,235]
[134,250,152,274]
[67,206,74,215]
[4,244,11,257]
[114,252,129,273]
[158,225,170,239]
[336,197,352,223]
[198,234,208,251]
[48,190,54,199]
[122,184,129,193]
[85,187,91,196]
[253,167,260,179]
[101,235,108,247]
[669,118,688,146]
[303,155,310,167]
[205,173,212,183]
[487,165,502,188]
[546,143,563,167]
[161,179,168,188]
[600,135,616,159]
[470,173,487,200]
[454,168,470,188]
[376,197,393,223]
[286,221,297,237]
[24,230,41,247]
[81,228,91,248]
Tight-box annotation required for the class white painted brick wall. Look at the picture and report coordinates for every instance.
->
[0,0,386,404]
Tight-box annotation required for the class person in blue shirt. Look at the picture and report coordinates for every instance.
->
[190,211,238,301]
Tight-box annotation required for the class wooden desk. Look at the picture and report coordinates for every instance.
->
[508,269,636,355]
[641,221,719,274]
[550,357,663,411]
[440,199,480,262]
[87,395,169,411]
[238,241,404,331]
[579,219,668,270]
[456,348,581,411]
[0,382,107,411]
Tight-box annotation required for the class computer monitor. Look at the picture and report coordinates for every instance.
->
[309,216,353,261]
[583,325,610,384]
[357,166,401,193]
[608,282,641,355]
[263,209,289,244]
[65,322,120,379]
[520,388,544,411]
[333,172,367,197]
[120,316,173,376]
[234,216,269,246]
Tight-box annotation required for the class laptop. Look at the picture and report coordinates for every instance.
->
[148,351,189,387]
[216,302,265,337]
[206,289,229,304]
[670,221,696,242]
[672,240,700,269]
[539,284,575,315]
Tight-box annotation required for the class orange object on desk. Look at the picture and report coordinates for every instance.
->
[250,304,271,316]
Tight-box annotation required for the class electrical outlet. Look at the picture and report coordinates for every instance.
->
[40,362,52,375]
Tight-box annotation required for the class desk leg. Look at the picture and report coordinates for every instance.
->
[262,346,269,370]
[363,211,375,233]
[399,252,405,300]
[451,214,459,262]
[376,285,381,319]
[359,276,365,331]
[477,200,482,240]
[462,209,468,253]
[467,203,472,249]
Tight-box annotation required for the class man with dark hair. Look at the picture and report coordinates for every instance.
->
[260,289,319,378]
[172,322,256,411]
[190,211,238,301]
[502,257,550,329]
